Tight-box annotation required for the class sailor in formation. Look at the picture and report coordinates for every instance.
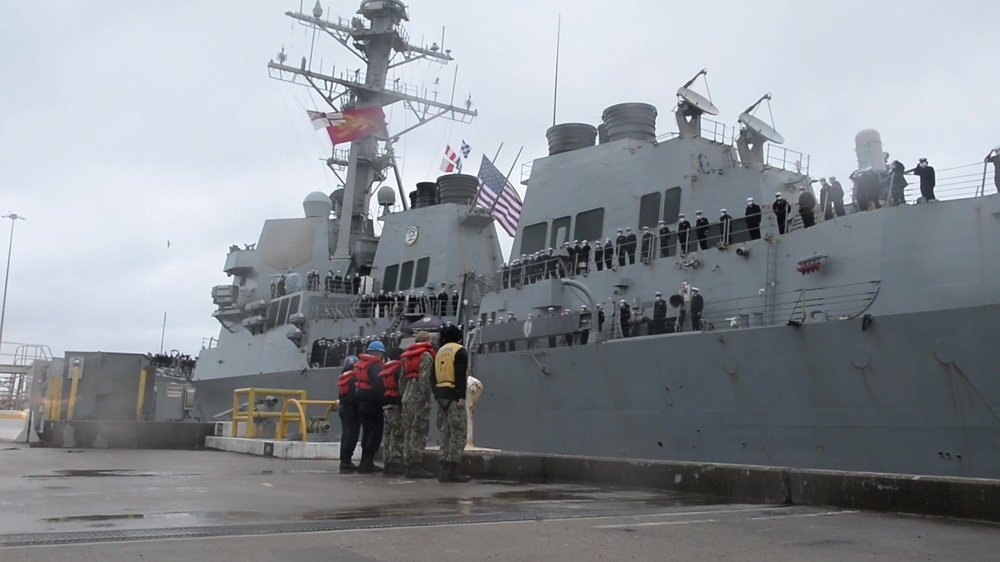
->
[432,324,472,483]
[603,238,614,270]
[987,147,1000,192]
[638,227,653,264]
[773,192,791,234]
[888,160,908,206]
[828,177,846,217]
[594,239,604,271]
[578,240,591,274]
[619,299,632,338]
[652,292,667,335]
[694,211,710,250]
[615,229,627,267]
[658,220,671,258]
[625,227,638,264]
[677,214,691,254]
[798,186,817,228]
[744,198,762,240]
[718,209,733,247]
[690,287,704,331]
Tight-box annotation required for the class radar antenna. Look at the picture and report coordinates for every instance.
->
[736,93,784,168]
[267,0,478,263]
[674,69,719,138]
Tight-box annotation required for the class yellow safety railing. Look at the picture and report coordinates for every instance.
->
[277,399,340,442]
[231,388,307,439]
[66,364,82,420]
[46,376,63,421]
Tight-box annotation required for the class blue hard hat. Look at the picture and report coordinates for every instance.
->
[366,340,386,353]
[343,355,360,368]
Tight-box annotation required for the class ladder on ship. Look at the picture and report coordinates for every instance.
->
[763,234,779,326]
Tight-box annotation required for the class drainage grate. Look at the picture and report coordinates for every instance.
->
[0,503,775,547]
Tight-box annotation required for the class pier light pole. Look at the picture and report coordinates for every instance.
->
[0,213,26,355]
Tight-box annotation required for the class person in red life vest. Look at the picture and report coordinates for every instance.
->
[378,347,405,477]
[400,332,437,479]
[353,341,386,474]
[433,324,472,483]
[336,355,361,473]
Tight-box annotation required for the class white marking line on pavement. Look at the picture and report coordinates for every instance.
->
[594,518,719,529]
[750,510,859,521]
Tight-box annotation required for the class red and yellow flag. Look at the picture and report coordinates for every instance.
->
[307,106,386,145]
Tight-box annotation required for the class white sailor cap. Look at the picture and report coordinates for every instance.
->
[617,228,623,232]
[775,192,782,197]
[606,237,612,242]
[548,306,555,311]
[747,197,754,202]
[508,311,514,315]
[692,287,700,292]
[655,291,662,296]
[679,213,685,218]
[799,186,807,191]
[696,210,703,215]
[620,299,627,303]
[581,305,588,309]
[658,220,665,225]
[626,227,632,231]
[720,208,727,213]
[643,226,649,230]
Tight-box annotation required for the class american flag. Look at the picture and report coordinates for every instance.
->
[460,140,472,159]
[476,155,523,237]
[440,144,462,173]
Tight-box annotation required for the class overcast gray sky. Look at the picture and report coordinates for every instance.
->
[1,0,997,360]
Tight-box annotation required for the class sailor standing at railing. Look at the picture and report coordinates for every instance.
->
[658,220,671,259]
[603,238,614,270]
[615,229,627,267]
[987,147,1000,192]
[578,240,591,275]
[744,198,762,240]
[905,158,936,202]
[641,227,654,264]
[828,178,846,217]
[695,212,710,250]
[773,193,791,234]
[678,214,691,254]
[625,228,638,264]
[619,299,632,338]
[594,240,604,271]
[719,209,733,246]
[653,292,667,335]
[690,288,704,331]
[888,160,908,206]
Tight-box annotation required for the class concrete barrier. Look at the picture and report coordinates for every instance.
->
[0,410,32,443]
[420,450,1000,522]
[42,420,216,449]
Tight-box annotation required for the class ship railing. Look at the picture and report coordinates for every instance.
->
[520,161,533,185]
[700,280,880,332]
[765,144,810,176]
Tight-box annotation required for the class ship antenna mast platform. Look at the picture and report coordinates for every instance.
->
[267,0,477,260]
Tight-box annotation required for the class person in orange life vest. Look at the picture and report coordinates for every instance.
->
[336,355,361,473]
[377,347,406,476]
[400,332,437,479]
[353,341,386,474]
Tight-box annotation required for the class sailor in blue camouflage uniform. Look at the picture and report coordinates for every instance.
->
[432,324,472,483]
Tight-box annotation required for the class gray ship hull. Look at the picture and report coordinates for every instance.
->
[193,301,999,478]
[470,302,1000,479]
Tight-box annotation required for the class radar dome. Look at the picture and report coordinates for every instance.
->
[303,191,333,218]
[377,185,397,206]
[855,129,885,172]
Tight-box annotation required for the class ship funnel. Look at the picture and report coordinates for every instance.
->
[437,173,480,205]
[545,123,597,155]
[855,129,886,172]
[413,182,439,208]
[601,102,657,142]
[303,191,333,218]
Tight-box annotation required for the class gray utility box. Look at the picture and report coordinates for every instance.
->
[59,352,155,421]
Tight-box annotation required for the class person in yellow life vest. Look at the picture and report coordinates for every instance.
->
[432,324,471,483]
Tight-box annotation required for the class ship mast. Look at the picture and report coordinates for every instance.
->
[268,0,476,264]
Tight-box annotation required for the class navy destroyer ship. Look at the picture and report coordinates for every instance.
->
[194,1,1000,480]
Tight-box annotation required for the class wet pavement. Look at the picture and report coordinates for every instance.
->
[1,444,998,560]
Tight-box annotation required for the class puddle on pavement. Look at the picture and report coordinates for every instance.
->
[41,511,260,524]
[25,469,203,479]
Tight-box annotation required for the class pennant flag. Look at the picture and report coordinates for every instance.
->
[460,140,472,159]
[307,107,385,145]
[476,155,523,237]
[440,144,462,173]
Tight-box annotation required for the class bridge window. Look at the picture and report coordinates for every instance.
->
[289,295,300,317]
[519,222,547,256]
[277,298,290,326]
[662,187,682,224]
[382,264,399,293]
[639,192,661,229]
[574,208,604,243]
[266,301,279,329]
[399,260,415,291]
[414,257,430,289]
[550,216,571,247]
